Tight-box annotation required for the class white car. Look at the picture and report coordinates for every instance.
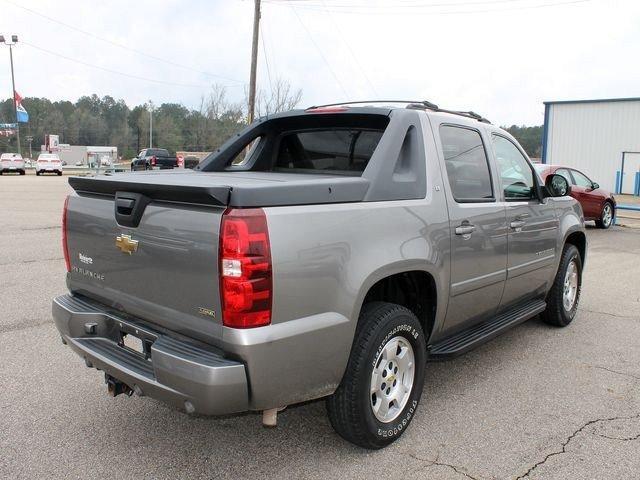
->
[36,153,63,176]
[100,156,112,166]
[0,153,26,175]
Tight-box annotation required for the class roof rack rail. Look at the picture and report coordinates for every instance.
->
[305,100,491,124]
[306,100,439,110]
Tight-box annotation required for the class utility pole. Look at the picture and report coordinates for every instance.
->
[247,0,261,124]
[148,101,154,148]
[1,35,21,155]
[25,135,33,159]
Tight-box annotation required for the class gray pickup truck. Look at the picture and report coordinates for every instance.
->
[53,101,585,449]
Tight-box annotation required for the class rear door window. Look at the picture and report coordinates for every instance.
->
[440,125,494,202]
[274,129,383,174]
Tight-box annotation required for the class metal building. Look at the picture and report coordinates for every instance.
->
[541,97,640,194]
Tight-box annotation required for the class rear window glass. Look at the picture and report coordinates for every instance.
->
[274,129,383,174]
[1,153,22,160]
[38,154,59,160]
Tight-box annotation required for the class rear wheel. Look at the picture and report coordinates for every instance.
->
[595,201,614,229]
[541,244,582,327]
[57,171,62,176]
[20,170,25,175]
[35,171,40,176]
[326,302,426,449]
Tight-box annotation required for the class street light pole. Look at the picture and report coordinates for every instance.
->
[1,35,20,155]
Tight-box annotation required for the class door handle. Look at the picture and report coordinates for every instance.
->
[455,224,476,235]
[510,220,526,229]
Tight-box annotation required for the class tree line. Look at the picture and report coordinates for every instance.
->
[0,79,302,158]
[0,86,543,159]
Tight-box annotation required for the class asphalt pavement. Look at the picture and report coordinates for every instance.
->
[1,175,638,479]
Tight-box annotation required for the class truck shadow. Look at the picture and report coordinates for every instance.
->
[64,316,556,478]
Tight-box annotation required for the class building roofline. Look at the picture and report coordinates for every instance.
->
[544,96,640,106]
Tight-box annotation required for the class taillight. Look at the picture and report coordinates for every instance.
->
[150,155,157,166]
[62,195,70,272]
[219,208,272,328]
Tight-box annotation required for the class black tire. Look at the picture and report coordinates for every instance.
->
[20,170,25,175]
[541,244,582,327]
[326,302,426,449]
[57,171,62,176]
[595,201,614,229]
[35,171,40,176]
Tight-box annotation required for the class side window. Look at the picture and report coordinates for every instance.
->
[555,168,573,184]
[440,125,493,201]
[231,136,263,166]
[492,135,536,200]
[571,169,593,188]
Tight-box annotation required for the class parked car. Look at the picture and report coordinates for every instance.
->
[535,164,616,229]
[130,148,177,171]
[0,152,26,175]
[53,102,585,449]
[184,155,200,169]
[36,153,63,176]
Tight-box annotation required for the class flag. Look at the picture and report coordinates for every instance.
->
[14,91,29,123]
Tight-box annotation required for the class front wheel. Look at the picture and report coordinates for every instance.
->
[595,202,614,229]
[541,244,582,327]
[326,302,426,449]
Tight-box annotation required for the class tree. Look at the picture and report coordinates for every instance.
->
[255,77,303,117]
[0,79,303,157]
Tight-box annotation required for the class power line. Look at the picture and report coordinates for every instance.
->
[266,0,593,15]
[319,0,379,98]
[22,41,243,89]
[2,0,244,83]
[289,7,350,98]
[260,20,274,95]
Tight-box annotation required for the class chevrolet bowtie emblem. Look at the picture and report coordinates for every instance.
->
[115,234,139,255]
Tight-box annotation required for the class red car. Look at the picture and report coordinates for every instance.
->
[535,164,616,229]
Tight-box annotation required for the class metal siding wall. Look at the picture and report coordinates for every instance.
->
[546,100,640,192]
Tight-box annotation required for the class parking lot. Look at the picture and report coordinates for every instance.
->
[1,174,638,479]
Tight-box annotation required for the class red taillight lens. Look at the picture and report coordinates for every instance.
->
[219,208,272,328]
[151,155,157,166]
[62,195,70,272]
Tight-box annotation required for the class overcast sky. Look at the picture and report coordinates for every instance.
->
[1,0,639,125]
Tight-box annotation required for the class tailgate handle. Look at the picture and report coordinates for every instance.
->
[115,192,151,228]
[116,197,136,215]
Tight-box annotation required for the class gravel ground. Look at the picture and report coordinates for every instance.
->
[1,175,638,479]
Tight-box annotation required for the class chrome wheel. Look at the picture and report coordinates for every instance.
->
[370,336,415,423]
[563,260,579,311]
[602,203,613,227]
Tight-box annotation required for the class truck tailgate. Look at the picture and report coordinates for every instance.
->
[65,192,226,345]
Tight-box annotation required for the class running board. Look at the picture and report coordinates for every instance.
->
[429,299,547,359]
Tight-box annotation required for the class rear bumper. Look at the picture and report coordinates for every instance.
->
[52,294,249,416]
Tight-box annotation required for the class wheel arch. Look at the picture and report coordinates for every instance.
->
[354,262,441,344]
[564,229,586,266]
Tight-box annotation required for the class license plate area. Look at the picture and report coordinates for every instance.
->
[117,322,155,359]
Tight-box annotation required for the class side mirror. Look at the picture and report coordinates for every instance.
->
[592,182,599,190]
[545,174,571,197]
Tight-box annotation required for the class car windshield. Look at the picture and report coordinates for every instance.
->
[38,154,59,160]
[1,153,22,160]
